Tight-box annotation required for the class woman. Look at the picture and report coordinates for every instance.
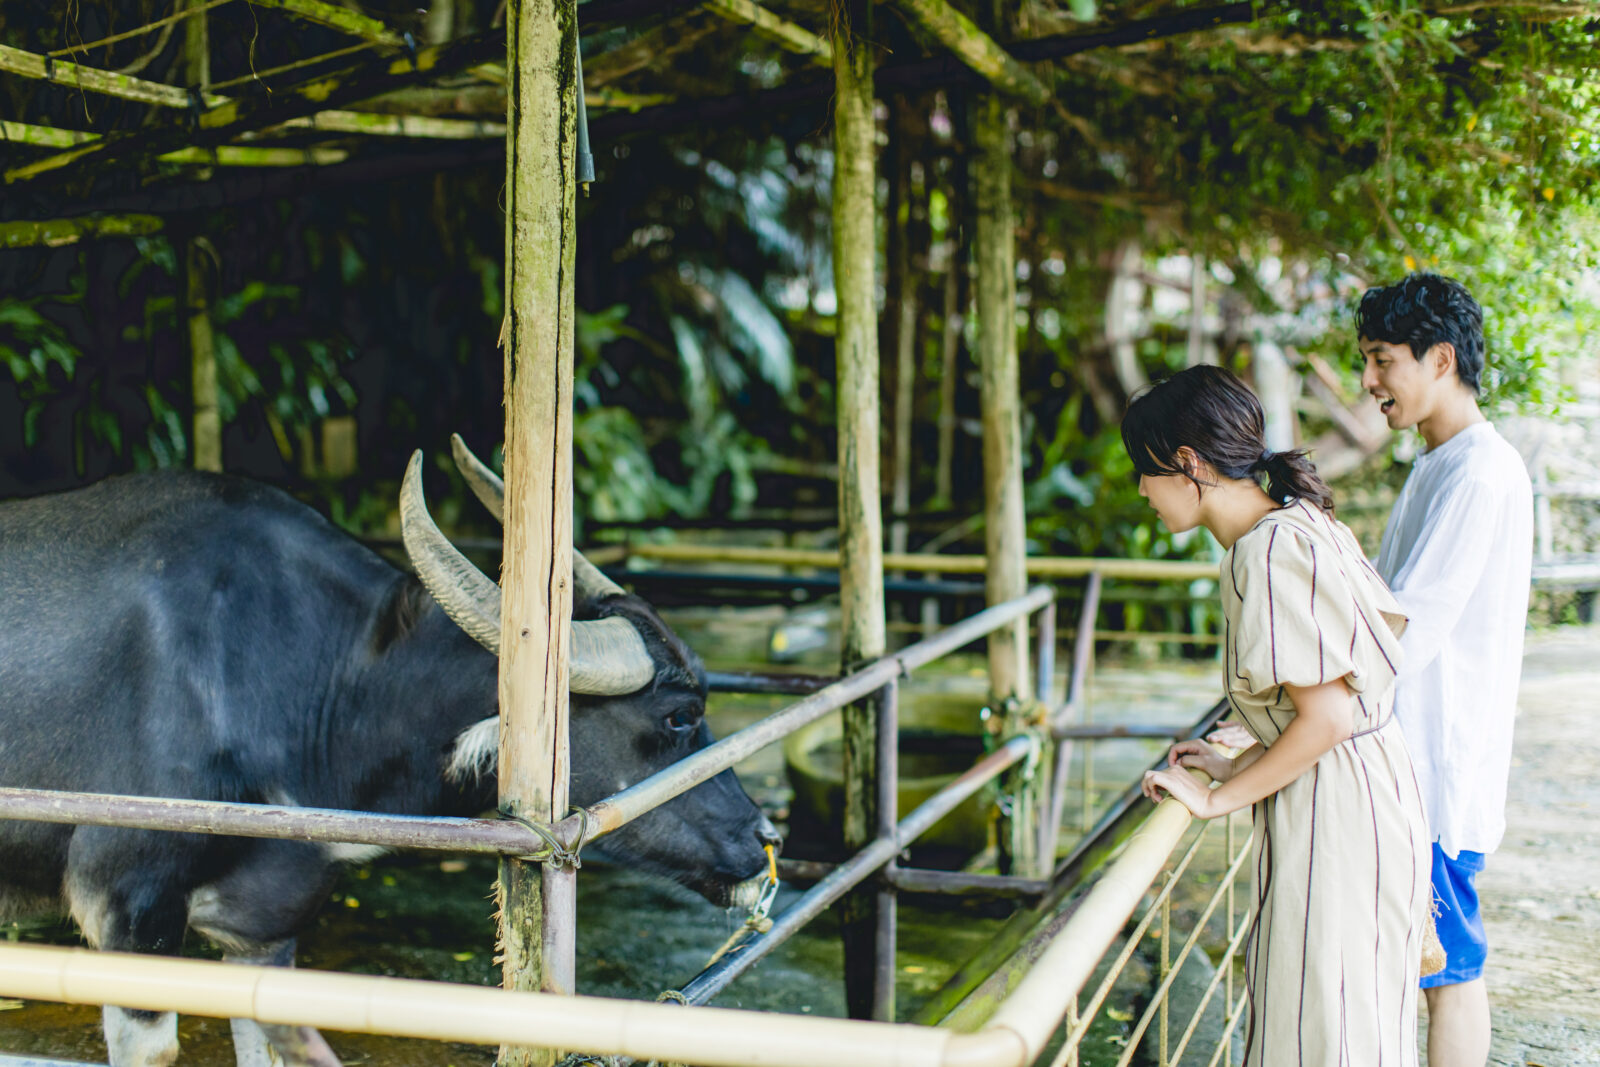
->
[1125,366,1430,1066]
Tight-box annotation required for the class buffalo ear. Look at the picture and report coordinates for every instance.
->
[370,577,432,655]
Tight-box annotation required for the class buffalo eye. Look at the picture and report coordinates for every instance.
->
[665,705,701,732]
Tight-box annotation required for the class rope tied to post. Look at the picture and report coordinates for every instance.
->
[496,806,591,869]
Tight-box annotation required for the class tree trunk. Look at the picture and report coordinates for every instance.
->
[498,2,578,1064]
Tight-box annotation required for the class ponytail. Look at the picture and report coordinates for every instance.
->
[1257,450,1335,514]
[1123,367,1338,517]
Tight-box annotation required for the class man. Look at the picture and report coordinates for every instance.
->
[1358,273,1533,1067]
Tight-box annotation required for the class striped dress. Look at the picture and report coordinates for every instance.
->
[1222,500,1431,1067]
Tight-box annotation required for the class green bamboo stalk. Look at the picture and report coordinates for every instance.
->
[0,42,228,110]
[2,122,348,164]
[703,0,832,64]
[0,215,164,249]
[887,0,1051,105]
[273,110,506,138]
[247,0,408,48]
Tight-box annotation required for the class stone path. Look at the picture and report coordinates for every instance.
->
[1447,628,1600,1067]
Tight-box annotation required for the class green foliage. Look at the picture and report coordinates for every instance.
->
[0,292,80,448]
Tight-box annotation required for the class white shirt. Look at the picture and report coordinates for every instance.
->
[1377,421,1533,859]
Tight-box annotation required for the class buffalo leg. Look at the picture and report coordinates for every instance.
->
[223,940,341,1067]
[102,1006,180,1067]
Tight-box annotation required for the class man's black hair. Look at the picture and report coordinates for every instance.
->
[1356,273,1485,393]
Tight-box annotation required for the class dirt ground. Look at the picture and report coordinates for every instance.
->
[1438,627,1600,1067]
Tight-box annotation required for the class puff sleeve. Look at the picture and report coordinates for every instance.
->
[1226,523,1403,703]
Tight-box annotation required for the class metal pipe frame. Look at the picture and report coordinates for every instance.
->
[0,727,1225,1067]
[674,732,1036,1006]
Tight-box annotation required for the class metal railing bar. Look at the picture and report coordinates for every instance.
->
[559,586,1054,846]
[706,669,836,695]
[1204,988,1251,1067]
[921,700,1227,1033]
[1113,828,1254,1067]
[0,787,547,857]
[0,590,1054,857]
[1051,818,1216,1061]
[1052,724,1195,741]
[775,860,1052,900]
[1167,904,1251,1066]
[1050,700,1227,885]
[675,734,1035,1005]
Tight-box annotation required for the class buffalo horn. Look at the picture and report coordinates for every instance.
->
[400,451,655,695]
[450,433,627,601]
[450,433,504,522]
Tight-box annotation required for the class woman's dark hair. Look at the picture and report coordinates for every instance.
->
[1355,272,1484,394]
[1121,365,1335,514]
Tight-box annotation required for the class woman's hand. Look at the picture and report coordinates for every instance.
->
[1166,738,1235,782]
[1141,766,1217,819]
[1206,722,1257,751]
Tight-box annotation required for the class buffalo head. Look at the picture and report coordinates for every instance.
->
[400,439,780,906]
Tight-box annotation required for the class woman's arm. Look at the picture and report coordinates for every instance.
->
[1141,680,1355,817]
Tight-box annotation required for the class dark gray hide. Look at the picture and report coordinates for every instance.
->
[0,470,776,1067]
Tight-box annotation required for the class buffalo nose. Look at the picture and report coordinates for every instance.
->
[755,815,783,852]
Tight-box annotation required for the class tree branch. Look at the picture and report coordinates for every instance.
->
[702,0,831,66]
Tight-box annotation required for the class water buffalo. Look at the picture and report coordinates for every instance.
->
[0,439,778,1066]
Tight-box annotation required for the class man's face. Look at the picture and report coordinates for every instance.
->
[1358,337,1450,431]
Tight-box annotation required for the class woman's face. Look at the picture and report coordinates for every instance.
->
[1138,470,1203,533]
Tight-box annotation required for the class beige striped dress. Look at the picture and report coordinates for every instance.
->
[1222,500,1431,1067]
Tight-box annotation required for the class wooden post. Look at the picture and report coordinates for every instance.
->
[499,2,578,1064]
[887,100,918,568]
[831,0,887,1022]
[974,88,1044,877]
[972,91,1029,705]
[184,0,221,473]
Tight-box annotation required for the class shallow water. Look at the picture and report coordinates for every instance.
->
[0,640,1221,1066]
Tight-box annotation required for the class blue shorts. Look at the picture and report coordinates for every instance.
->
[1420,843,1487,989]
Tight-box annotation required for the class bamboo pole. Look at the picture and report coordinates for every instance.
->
[247,0,408,48]
[703,0,832,64]
[0,214,163,249]
[615,542,1221,580]
[499,1,578,1062]
[831,0,886,1021]
[1,121,352,164]
[886,0,1051,105]
[973,92,1030,706]
[185,0,222,474]
[4,32,503,185]
[887,98,918,569]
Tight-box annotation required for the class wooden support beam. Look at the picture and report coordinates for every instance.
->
[247,0,408,48]
[499,0,578,1063]
[887,0,1050,105]
[4,30,503,185]
[1,122,353,163]
[830,0,888,1025]
[0,42,228,110]
[270,110,507,138]
[0,214,164,249]
[974,92,1029,707]
[702,0,831,65]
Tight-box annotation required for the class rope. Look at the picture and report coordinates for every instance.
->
[209,41,374,90]
[496,806,591,869]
